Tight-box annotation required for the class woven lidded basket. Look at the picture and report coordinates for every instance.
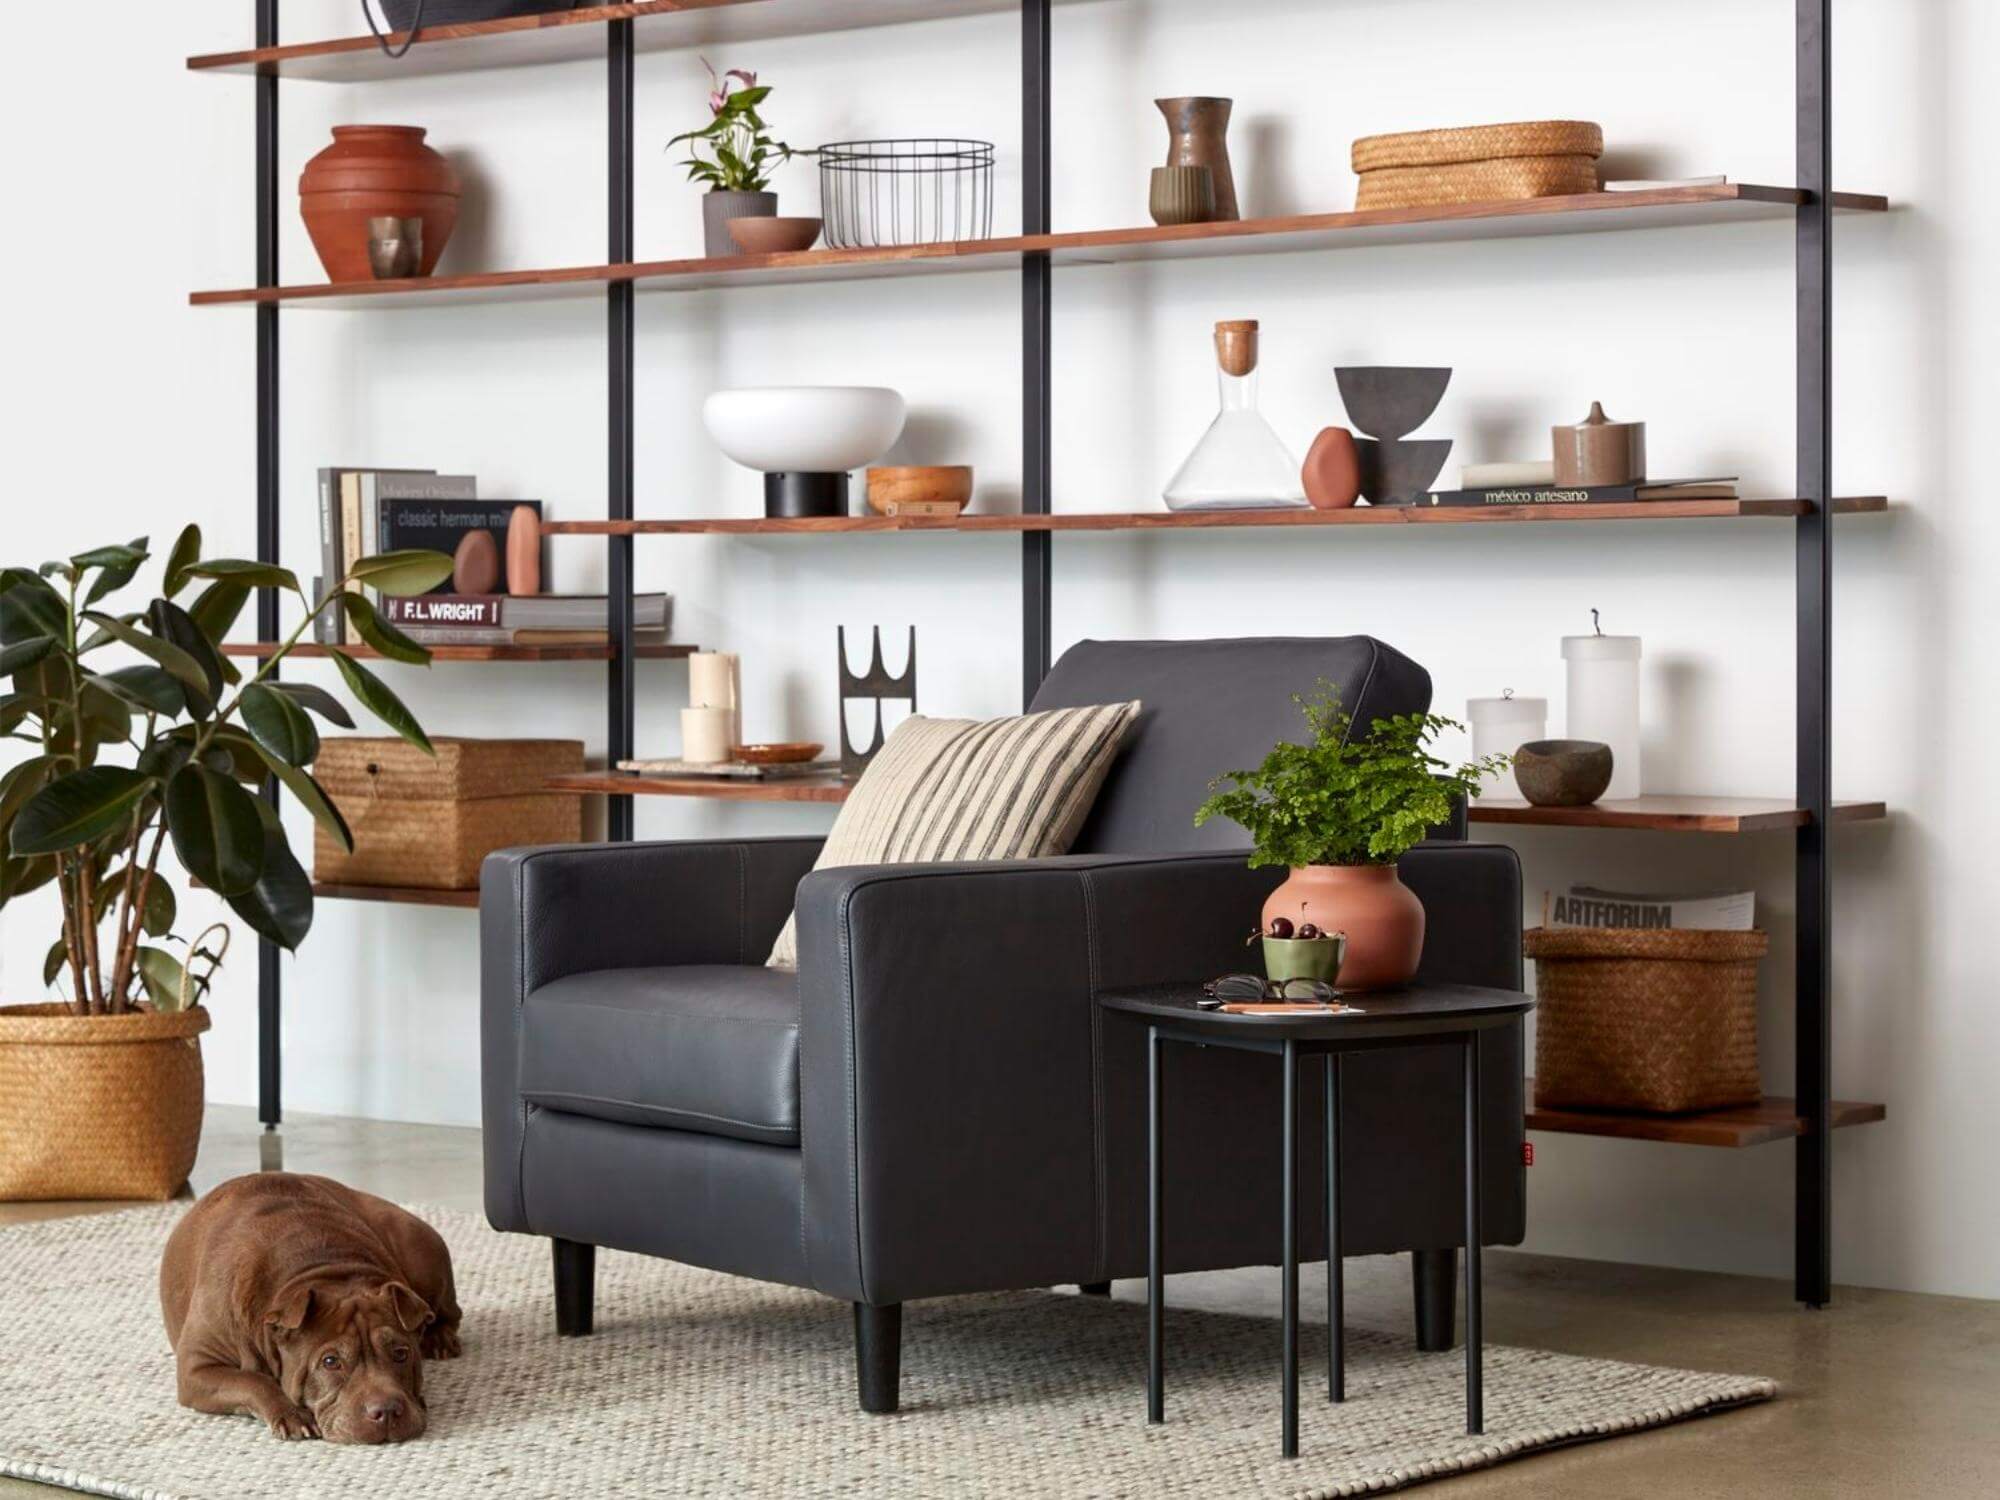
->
[1355,156,1601,212]
[1352,120,1605,174]
[314,737,584,891]
[0,1002,210,1201]
[1526,927,1768,1114]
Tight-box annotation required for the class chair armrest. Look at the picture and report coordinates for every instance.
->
[479,836,823,1231]
[1400,841,1524,989]
[792,851,1278,1303]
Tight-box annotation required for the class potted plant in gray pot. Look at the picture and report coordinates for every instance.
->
[670,60,799,257]
[0,529,450,1201]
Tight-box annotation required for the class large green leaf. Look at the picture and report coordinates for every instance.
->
[184,579,251,656]
[0,637,55,675]
[0,755,57,833]
[134,946,191,1012]
[75,681,133,762]
[335,593,431,665]
[227,826,314,951]
[145,599,225,714]
[0,854,56,902]
[76,540,151,609]
[93,864,177,937]
[10,766,152,855]
[90,664,185,717]
[0,575,66,646]
[164,765,264,896]
[184,559,303,596]
[330,650,434,755]
[43,937,70,988]
[240,682,321,767]
[342,549,455,597]
[230,731,353,854]
[162,525,202,599]
[82,611,212,699]
[269,681,356,729]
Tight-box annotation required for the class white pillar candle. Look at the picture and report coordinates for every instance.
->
[681,705,735,765]
[688,652,742,749]
[1465,692,1547,798]
[1561,633,1641,800]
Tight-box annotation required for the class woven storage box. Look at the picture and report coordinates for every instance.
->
[313,737,584,891]
[0,1002,209,1201]
[1525,926,1768,1114]
[1352,120,1603,212]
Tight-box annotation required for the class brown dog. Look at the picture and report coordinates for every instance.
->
[160,1173,462,1444]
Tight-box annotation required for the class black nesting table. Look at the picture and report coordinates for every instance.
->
[1098,982,1533,1459]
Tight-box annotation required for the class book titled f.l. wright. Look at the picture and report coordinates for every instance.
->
[384,592,671,631]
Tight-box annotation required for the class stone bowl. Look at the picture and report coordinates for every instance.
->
[1513,739,1615,807]
[1335,366,1453,440]
[1355,438,1453,505]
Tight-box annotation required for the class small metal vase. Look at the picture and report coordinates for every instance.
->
[367,216,424,280]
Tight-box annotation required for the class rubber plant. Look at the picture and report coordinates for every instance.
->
[0,529,453,1016]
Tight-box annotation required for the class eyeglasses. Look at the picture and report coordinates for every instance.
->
[1201,974,1342,1005]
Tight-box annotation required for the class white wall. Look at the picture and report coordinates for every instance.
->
[2,0,1992,1298]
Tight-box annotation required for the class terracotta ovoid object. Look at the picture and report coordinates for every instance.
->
[1155,97,1239,221]
[1302,427,1362,509]
[505,505,542,596]
[452,529,501,595]
[1262,864,1426,991]
[300,126,460,284]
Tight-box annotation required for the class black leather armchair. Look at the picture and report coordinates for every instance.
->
[483,637,1524,1411]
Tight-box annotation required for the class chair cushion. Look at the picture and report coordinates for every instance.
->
[519,965,800,1147]
[766,701,1139,967]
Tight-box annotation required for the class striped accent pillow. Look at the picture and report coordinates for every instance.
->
[766,700,1141,969]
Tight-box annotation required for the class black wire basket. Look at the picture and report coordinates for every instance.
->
[817,139,996,249]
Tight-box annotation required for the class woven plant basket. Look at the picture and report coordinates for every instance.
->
[1526,927,1768,1114]
[0,1002,209,1202]
[1355,156,1601,212]
[314,737,584,890]
[1352,120,1605,173]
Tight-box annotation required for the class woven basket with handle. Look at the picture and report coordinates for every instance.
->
[1526,926,1767,1114]
[0,1003,209,1202]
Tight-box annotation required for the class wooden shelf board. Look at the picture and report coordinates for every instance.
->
[547,772,852,803]
[1471,796,1887,833]
[190,187,1888,311]
[312,881,480,910]
[219,641,696,663]
[189,0,1021,82]
[1526,1086,1886,1148]
[544,497,1887,537]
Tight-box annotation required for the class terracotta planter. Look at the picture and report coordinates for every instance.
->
[300,126,460,283]
[1262,865,1425,991]
[0,1003,210,1201]
[703,190,777,258]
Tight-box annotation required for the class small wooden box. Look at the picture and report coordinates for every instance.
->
[312,737,584,891]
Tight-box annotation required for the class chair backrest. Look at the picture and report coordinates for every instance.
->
[1028,636,1433,856]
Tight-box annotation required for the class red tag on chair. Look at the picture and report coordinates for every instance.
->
[1522,1142,1535,1167]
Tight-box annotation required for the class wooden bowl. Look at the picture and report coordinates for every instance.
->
[727,216,823,254]
[735,742,824,765]
[866,466,974,515]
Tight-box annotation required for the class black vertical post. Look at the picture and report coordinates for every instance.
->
[607,19,637,842]
[1795,0,1834,1310]
[254,0,282,1129]
[1019,0,1053,708]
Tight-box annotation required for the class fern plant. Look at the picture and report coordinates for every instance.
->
[1194,682,1508,869]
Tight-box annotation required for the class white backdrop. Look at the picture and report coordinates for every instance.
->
[2,0,1992,1298]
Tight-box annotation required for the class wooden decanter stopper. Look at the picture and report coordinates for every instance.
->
[1215,319,1259,377]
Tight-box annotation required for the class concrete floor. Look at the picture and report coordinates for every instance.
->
[5,1107,1996,1499]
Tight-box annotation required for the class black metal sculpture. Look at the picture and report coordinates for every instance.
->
[838,626,918,778]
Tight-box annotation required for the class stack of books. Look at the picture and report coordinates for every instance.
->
[1417,477,1740,509]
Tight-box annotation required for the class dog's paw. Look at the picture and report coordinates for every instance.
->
[423,1325,463,1361]
[266,1403,320,1441]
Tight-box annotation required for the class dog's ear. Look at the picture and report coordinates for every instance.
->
[264,1286,315,1335]
[383,1282,434,1333]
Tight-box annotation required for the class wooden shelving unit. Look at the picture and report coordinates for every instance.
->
[198,0,1886,1305]
[547,772,851,803]
[220,641,696,663]
[312,882,480,910]
[189,187,1888,312]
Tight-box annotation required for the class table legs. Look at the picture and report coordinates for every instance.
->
[1325,1053,1344,1404]
[1147,1024,1165,1425]
[1281,1040,1300,1458]
[1464,1030,1484,1436]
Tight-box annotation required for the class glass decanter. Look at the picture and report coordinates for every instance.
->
[1163,319,1307,510]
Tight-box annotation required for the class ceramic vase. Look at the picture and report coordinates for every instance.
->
[299,126,460,283]
[1155,97,1239,221]
[1149,165,1216,226]
[1262,864,1425,991]
[704,190,778,257]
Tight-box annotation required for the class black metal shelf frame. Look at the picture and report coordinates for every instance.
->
[243,0,1847,1306]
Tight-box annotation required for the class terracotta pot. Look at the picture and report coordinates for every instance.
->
[300,126,460,284]
[1261,865,1425,991]
[0,1003,210,1201]
[1155,97,1239,221]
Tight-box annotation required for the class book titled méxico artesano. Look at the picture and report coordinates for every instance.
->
[1546,885,1756,932]
[1422,479,1739,508]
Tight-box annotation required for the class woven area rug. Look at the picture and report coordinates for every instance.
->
[0,1204,1773,1499]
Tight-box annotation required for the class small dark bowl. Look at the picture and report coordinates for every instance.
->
[1513,739,1614,807]
[1355,438,1453,505]
[1335,366,1453,441]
